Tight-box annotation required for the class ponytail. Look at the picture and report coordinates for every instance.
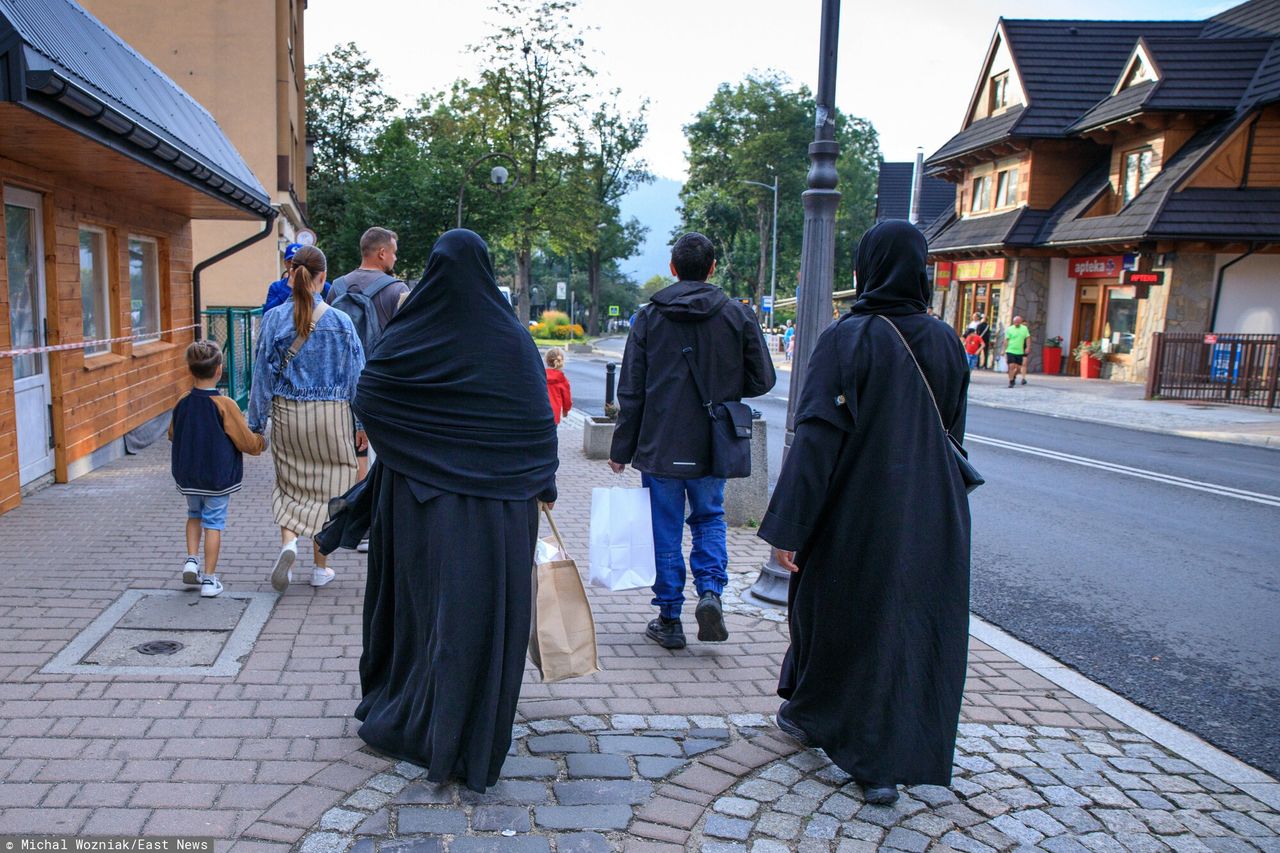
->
[288,245,327,343]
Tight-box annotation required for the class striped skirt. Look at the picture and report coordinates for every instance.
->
[269,397,358,538]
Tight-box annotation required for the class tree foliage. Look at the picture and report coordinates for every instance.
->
[677,72,880,316]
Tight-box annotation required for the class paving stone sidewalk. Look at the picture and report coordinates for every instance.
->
[0,423,1275,852]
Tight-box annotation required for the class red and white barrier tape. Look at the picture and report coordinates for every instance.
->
[0,324,200,358]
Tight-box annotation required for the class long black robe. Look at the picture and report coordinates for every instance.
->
[351,230,557,792]
[758,220,971,786]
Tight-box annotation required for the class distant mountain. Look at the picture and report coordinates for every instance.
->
[618,176,683,283]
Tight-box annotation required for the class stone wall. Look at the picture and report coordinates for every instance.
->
[1009,257,1051,372]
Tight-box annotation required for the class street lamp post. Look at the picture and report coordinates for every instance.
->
[457,152,517,229]
[743,175,779,325]
[746,0,842,608]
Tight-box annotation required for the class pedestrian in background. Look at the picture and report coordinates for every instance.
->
[608,232,776,651]
[759,220,971,806]
[248,245,366,591]
[784,321,795,361]
[545,347,573,424]
[352,229,558,793]
[963,326,985,370]
[1004,314,1031,387]
[170,340,265,598]
[262,242,330,313]
[327,227,409,487]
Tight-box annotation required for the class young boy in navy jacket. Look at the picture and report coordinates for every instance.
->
[170,340,266,597]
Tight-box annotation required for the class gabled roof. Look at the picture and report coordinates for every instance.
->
[1153,188,1280,240]
[875,162,956,224]
[927,106,1025,165]
[1202,0,1280,39]
[925,207,1048,253]
[0,0,270,217]
[1243,39,1280,106]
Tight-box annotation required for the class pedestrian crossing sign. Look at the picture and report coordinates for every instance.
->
[608,305,620,317]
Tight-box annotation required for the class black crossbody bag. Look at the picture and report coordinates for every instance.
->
[679,324,754,480]
[878,315,984,494]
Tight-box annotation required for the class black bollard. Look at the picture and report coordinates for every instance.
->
[604,362,619,420]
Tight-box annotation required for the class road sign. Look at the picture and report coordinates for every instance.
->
[294,229,317,246]
[556,281,567,300]
[608,305,620,317]
[762,295,774,310]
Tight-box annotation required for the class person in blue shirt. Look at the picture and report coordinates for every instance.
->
[262,242,331,313]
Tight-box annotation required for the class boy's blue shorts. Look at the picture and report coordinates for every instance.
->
[186,494,231,531]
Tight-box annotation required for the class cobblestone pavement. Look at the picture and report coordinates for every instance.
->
[0,424,1275,852]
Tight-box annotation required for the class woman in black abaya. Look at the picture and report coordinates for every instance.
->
[758,220,971,804]
[352,229,558,792]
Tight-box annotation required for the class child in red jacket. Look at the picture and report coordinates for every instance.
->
[545,348,573,424]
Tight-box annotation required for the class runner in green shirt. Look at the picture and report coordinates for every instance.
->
[1004,316,1031,387]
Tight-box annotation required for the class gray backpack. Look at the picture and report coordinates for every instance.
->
[329,273,400,353]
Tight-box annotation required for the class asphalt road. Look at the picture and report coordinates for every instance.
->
[563,339,1280,777]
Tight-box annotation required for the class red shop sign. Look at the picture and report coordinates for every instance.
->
[934,262,954,289]
[1068,256,1126,278]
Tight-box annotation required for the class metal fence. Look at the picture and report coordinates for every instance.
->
[202,307,262,410]
[1146,332,1280,410]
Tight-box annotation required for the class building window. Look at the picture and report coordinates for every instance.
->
[989,73,1009,113]
[972,175,992,213]
[79,228,111,355]
[128,236,161,343]
[995,167,1020,208]
[1122,148,1154,205]
[1101,285,1138,355]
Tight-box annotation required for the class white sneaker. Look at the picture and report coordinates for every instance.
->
[182,558,200,586]
[271,540,297,592]
[310,567,335,587]
[356,539,369,553]
[200,574,223,598]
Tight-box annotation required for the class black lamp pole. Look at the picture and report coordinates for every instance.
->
[747,0,842,607]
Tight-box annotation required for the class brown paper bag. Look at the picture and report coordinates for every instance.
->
[529,509,601,682]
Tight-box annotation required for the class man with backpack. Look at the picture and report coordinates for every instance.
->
[327,227,409,489]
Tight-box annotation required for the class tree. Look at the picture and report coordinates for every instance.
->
[642,274,672,301]
[578,95,652,334]
[305,44,399,273]
[677,72,881,313]
[472,0,595,322]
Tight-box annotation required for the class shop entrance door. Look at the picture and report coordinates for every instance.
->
[1070,286,1099,377]
[4,187,54,484]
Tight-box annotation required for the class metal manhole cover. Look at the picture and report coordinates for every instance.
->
[134,640,184,656]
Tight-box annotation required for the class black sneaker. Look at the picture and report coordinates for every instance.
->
[694,591,728,642]
[645,617,686,650]
[860,782,899,805]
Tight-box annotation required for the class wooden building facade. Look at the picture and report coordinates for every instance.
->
[924,0,1280,383]
[0,0,271,513]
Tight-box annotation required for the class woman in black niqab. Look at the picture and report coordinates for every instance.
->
[757,220,971,801]
[352,229,557,792]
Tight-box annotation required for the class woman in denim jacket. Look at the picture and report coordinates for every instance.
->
[248,245,366,591]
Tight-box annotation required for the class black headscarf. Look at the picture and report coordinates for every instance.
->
[850,220,931,317]
[352,229,557,501]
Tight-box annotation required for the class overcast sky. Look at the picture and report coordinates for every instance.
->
[306,0,1235,180]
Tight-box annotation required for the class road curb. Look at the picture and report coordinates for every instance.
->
[969,614,1280,810]
[970,398,1280,451]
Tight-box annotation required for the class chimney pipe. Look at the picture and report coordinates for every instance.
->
[909,147,924,225]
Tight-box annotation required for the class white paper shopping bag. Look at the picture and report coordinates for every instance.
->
[588,486,657,591]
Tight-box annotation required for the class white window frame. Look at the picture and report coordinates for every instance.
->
[995,167,1020,209]
[1122,148,1154,205]
[79,226,112,356]
[127,235,162,344]
[972,175,992,213]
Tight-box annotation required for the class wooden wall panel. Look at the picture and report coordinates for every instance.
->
[1,154,197,513]
[1246,105,1280,187]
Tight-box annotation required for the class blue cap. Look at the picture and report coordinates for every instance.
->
[283,242,303,261]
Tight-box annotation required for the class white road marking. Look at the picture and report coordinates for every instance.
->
[968,433,1280,508]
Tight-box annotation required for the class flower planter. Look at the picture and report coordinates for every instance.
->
[1042,345,1063,376]
[1080,355,1103,379]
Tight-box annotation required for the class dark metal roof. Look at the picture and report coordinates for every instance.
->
[1144,37,1272,110]
[1243,38,1280,105]
[1152,188,1280,239]
[1070,80,1156,133]
[1000,19,1202,138]
[1203,0,1280,39]
[875,161,956,224]
[0,0,269,217]
[926,106,1024,167]
[925,207,1047,253]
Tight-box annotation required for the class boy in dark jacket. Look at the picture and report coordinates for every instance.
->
[170,340,266,597]
[608,232,776,650]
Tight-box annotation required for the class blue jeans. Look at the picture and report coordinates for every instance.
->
[186,494,230,531]
[641,474,728,620]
